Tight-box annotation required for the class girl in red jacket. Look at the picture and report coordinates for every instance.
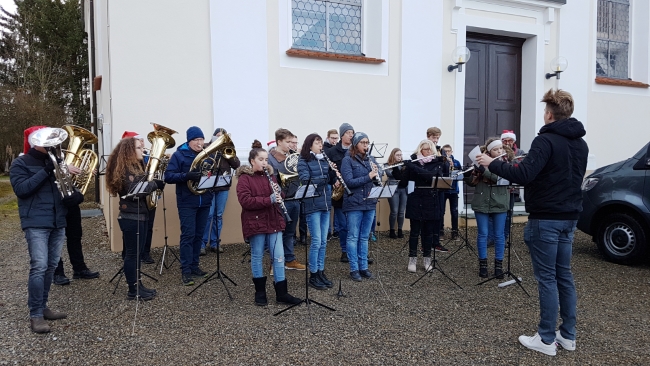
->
[236,140,301,306]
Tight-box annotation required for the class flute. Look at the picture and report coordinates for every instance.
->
[263,168,292,223]
[322,151,352,196]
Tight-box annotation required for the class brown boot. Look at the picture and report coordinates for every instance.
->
[43,308,67,320]
[30,317,50,333]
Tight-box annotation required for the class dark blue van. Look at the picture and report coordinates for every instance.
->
[577,142,650,264]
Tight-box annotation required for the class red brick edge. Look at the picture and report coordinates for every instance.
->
[286,49,385,64]
[595,77,649,88]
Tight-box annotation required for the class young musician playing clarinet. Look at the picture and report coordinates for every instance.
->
[466,138,510,279]
[340,132,380,281]
[236,140,301,306]
[105,137,162,301]
[297,133,338,290]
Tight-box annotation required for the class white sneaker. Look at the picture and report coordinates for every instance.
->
[423,257,432,272]
[555,330,576,351]
[408,257,417,273]
[518,333,557,356]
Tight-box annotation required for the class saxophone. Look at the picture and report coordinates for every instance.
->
[144,123,177,209]
[62,125,99,195]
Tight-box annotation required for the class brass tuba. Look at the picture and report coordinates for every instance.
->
[187,133,236,195]
[144,123,177,209]
[62,125,99,195]
[29,127,75,198]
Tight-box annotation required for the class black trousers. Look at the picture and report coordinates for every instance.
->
[408,219,441,258]
[143,207,156,256]
[55,204,87,275]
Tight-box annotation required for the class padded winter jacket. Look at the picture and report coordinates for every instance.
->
[297,154,337,215]
[340,153,380,212]
[235,165,286,240]
[393,157,449,221]
[10,149,68,230]
[164,142,213,208]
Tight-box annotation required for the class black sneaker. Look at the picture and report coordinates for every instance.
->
[368,257,374,265]
[53,274,70,286]
[434,245,449,253]
[349,271,362,282]
[340,253,349,263]
[127,288,156,301]
[359,269,374,279]
[141,254,155,264]
[182,274,195,286]
[191,267,208,278]
[73,269,100,279]
[451,231,459,241]
[332,231,339,238]
[326,232,333,241]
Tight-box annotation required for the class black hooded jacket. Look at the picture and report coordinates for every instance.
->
[324,141,350,209]
[488,117,589,220]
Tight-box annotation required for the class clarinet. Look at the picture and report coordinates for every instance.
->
[322,151,352,195]
[263,168,293,223]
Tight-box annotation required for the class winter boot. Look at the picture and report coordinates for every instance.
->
[318,270,333,288]
[479,259,488,278]
[389,229,397,239]
[408,257,417,273]
[397,229,404,238]
[274,279,302,305]
[309,272,327,290]
[495,259,504,279]
[252,276,268,306]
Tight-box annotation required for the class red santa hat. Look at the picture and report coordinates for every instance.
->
[501,130,517,142]
[121,131,143,139]
[267,140,277,149]
[23,125,48,155]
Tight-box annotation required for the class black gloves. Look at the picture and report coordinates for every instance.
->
[154,179,166,190]
[475,165,486,174]
[185,171,202,182]
[44,159,55,174]
[62,191,84,207]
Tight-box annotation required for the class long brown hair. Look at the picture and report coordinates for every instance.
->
[105,138,144,195]
[387,148,402,166]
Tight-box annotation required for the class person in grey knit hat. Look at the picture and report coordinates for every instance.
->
[352,132,368,147]
[339,123,354,139]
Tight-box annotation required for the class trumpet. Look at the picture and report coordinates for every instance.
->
[263,168,292,223]
[322,151,352,198]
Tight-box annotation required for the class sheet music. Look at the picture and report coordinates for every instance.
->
[293,184,317,198]
[367,184,397,199]
[197,175,232,190]
[468,145,482,166]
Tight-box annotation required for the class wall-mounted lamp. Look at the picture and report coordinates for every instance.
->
[447,46,471,72]
[545,56,568,79]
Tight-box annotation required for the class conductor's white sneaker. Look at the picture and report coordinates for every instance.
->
[518,333,557,356]
[555,330,576,351]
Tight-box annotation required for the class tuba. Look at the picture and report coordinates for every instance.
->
[62,125,99,195]
[144,123,177,209]
[29,127,76,198]
[187,133,236,195]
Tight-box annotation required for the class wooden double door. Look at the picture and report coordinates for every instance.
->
[463,33,524,167]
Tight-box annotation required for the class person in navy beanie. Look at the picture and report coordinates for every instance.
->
[164,126,213,286]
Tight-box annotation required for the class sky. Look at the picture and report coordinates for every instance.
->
[0,0,16,14]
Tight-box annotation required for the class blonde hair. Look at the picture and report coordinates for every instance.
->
[541,88,574,121]
[415,140,437,157]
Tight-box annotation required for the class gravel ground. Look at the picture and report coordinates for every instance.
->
[1,208,649,365]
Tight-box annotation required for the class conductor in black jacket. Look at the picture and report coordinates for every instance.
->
[476,89,588,356]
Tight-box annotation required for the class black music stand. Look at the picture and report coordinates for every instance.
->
[188,174,237,298]
[274,177,336,317]
[157,190,180,275]
[446,165,478,261]
[476,188,529,296]
[410,173,462,289]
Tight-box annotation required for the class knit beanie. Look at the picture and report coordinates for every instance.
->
[339,123,354,137]
[352,132,368,147]
[213,127,227,136]
[186,126,204,141]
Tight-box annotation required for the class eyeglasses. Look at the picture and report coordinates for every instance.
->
[358,141,370,145]
[421,148,432,151]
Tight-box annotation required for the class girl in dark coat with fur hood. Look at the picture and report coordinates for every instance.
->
[236,140,301,307]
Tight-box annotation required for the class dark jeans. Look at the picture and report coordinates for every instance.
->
[298,208,307,239]
[334,207,348,253]
[25,228,65,318]
[55,204,87,276]
[144,207,156,256]
[178,206,209,274]
[388,187,407,230]
[283,200,300,262]
[438,192,445,234]
[408,219,440,258]
[117,218,147,288]
[443,193,459,232]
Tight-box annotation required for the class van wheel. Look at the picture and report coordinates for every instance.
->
[596,213,647,264]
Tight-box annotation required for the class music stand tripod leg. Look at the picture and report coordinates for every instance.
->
[410,239,463,289]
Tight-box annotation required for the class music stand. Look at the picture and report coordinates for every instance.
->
[188,174,237,298]
[446,166,478,261]
[274,177,336,317]
[410,172,462,289]
[476,188,529,296]
[156,190,181,274]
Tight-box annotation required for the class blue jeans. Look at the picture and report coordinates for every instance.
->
[25,228,66,318]
[388,187,407,230]
[250,232,285,282]
[334,207,348,253]
[345,210,375,272]
[202,190,229,249]
[306,210,330,273]
[282,200,300,262]
[118,218,147,288]
[178,206,209,274]
[525,219,578,344]
[475,212,506,260]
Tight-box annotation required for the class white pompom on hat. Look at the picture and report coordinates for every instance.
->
[501,130,516,142]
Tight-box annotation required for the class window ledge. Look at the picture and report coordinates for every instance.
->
[286,49,385,64]
[595,77,649,88]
